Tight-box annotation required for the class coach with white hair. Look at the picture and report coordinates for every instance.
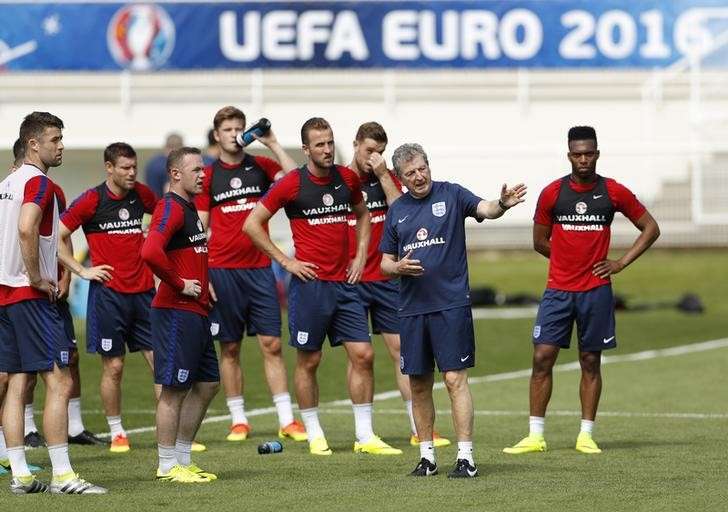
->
[380,143,526,478]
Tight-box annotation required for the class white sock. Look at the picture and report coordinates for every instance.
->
[47,443,73,477]
[580,419,594,434]
[419,440,435,464]
[226,396,248,426]
[457,441,475,465]
[7,446,30,477]
[175,439,192,467]
[352,403,374,444]
[404,400,417,435]
[24,404,38,436]
[158,444,177,474]
[106,415,125,438]
[300,407,324,441]
[272,393,294,428]
[0,427,7,461]
[529,416,545,436]
[67,398,85,437]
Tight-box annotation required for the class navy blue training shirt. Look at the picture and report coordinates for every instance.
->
[380,181,483,317]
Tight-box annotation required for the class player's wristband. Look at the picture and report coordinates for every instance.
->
[498,199,510,211]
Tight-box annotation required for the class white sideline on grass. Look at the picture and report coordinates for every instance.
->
[95,337,728,438]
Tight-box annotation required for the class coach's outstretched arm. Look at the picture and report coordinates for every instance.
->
[592,210,660,278]
[244,203,319,281]
[475,183,527,220]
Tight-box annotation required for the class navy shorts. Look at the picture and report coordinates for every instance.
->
[532,285,616,352]
[356,280,400,335]
[208,267,281,342]
[151,308,220,389]
[0,299,70,373]
[399,306,475,375]
[86,282,154,356]
[288,279,370,351]
[57,300,77,351]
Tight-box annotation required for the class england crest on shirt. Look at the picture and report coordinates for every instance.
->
[177,369,189,383]
[533,325,541,339]
[101,338,113,352]
[432,201,446,217]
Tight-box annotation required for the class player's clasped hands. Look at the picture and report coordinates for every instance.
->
[500,183,528,208]
[396,250,424,277]
[30,278,59,303]
[80,264,114,283]
[181,278,202,298]
[283,257,319,282]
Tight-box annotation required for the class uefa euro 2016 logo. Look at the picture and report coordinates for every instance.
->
[107,4,175,70]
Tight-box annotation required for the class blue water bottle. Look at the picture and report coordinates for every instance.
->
[236,118,272,147]
[257,440,283,454]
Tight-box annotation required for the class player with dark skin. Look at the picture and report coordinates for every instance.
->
[529,139,660,426]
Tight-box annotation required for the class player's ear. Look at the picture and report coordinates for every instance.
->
[104,161,113,174]
[595,150,600,160]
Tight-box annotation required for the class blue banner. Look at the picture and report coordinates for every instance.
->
[1,1,728,70]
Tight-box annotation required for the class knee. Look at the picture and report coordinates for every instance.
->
[579,355,601,378]
[259,336,282,358]
[443,371,467,392]
[532,352,556,376]
[103,358,125,382]
[221,343,241,361]
[409,375,431,396]
[297,352,322,373]
[349,346,374,371]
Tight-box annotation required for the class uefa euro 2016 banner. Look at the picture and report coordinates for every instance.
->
[1,1,728,70]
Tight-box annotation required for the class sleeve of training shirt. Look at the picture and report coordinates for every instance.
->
[136,182,159,214]
[23,175,55,209]
[339,167,364,204]
[254,155,283,181]
[142,199,186,291]
[379,205,399,256]
[533,180,561,226]
[54,184,67,213]
[606,179,647,223]
[60,188,100,232]
[454,183,483,219]
[259,171,301,214]
[193,164,213,212]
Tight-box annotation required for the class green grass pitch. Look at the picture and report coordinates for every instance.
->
[13,248,728,510]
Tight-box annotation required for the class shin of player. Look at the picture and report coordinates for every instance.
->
[380,143,526,478]
[142,147,220,483]
[504,126,659,456]
[0,112,106,494]
[194,106,305,442]
[246,117,401,455]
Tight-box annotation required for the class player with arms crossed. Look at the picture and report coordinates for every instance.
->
[0,112,107,494]
[142,147,219,483]
[195,106,305,443]
[380,143,526,478]
[347,122,450,448]
[504,126,660,455]
[245,117,400,456]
